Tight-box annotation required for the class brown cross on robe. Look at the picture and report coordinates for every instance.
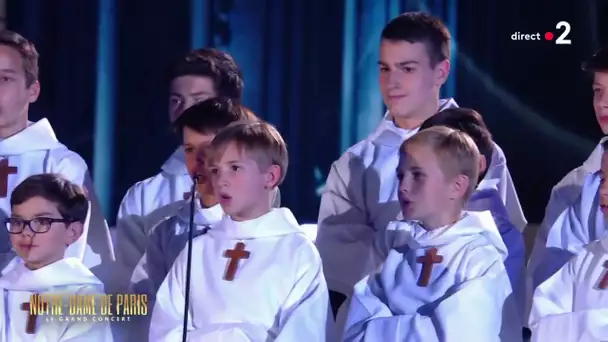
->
[416,247,443,287]
[223,242,250,281]
[20,300,46,334]
[599,260,608,289]
[0,159,17,198]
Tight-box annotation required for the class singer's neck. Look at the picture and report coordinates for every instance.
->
[200,193,218,208]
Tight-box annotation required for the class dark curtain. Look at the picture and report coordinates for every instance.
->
[7,0,608,225]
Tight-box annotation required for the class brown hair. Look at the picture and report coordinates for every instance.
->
[167,48,243,101]
[381,12,451,68]
[401,126,479,200]
[208,120,288,187]
[0,30,39,87]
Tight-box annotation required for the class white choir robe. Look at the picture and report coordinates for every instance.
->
[130,200,223,303]
[114,147,281,290]
[526,138,606,321]
[0,119,114,278]
[529,235,608,341]
[526,171,607,317]
[316,98,526,297]
[149,208,332,341]
[343,211,522,342]
[0,257,113,341]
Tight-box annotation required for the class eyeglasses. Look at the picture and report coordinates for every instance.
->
[4,217,72,234]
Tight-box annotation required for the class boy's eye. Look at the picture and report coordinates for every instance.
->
[184,147,194,154]
[231,165,240,172]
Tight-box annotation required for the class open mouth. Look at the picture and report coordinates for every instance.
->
[218,193,233,205]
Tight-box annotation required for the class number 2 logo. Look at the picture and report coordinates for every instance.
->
[555,21,571,45]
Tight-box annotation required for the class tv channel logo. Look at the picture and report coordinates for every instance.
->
[511,21,572,45]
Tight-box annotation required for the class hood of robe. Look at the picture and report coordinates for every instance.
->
[370,98,459,147]
[389,210,508,260]
[161,146,189,176]
[209,208,304,240]
[0,257,101,291]
[0,119,65,155]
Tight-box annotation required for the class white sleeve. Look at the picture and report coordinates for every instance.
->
[274,243,332,341]
[530,253,608,341]
[488,143,527,230]
[315,157,376,295]
[113,185,148,292]
[129,223,169,304]
[148,247,192,341]
[344,259,520,342]
[527,192,595,297]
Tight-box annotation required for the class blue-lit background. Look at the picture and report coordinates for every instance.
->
[6,0,608,226]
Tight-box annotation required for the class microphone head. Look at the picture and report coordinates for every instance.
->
[192,173,202,183]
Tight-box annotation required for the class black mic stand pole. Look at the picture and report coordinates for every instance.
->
[182,174,199,342]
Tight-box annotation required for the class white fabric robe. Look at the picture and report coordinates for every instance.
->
[526,171,607,318]
[149,208,332,341]
[0,257,113,341]
[0,119,114,279]
[343,211,522,342]
[316,98,526,296]
[529,235,608,341]
[114,148,281,292]
[129,200,223,301]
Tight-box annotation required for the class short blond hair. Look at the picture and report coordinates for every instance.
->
[208,120,288,187]
[401,126,480,200]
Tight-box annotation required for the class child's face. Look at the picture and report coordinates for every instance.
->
[378,40,448,118]
[8,196,82,269]
[208,142,279,221]
[599,151,608,215]
[169,75,216,122]
[183,127,216,197]
[397,143,462,225]
[593,72,608,134]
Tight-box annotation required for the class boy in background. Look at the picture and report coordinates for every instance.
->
[0,174,112,341]
[344,127,521,341]
[150,121,331,341]
[528,139,608,340]
[418,108,525,314]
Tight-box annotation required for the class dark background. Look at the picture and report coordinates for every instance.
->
[6,0,608,226]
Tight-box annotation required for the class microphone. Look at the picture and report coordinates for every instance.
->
[181,177,198,341]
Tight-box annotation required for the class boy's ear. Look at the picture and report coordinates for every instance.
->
[65,222,83,245]
[449,174,470,200]
[264,164,281,189]
[434,59,451,87]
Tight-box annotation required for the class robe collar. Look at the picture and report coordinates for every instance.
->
[0,119,64,155]
[161,146,189,175]
[209,208,302,240]
[391,210,508,260]
[0,257,101,291]
[581,136,608,173]
[369,98,459,147]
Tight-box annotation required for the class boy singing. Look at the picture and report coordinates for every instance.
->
[418,108,526,313]
[343,127,521,342]
[316,12,524,316]
[129,97,254,304]
[0,174,112,341]
[149,121,331,341]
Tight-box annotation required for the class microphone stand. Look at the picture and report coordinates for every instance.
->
[182,175,199,342]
